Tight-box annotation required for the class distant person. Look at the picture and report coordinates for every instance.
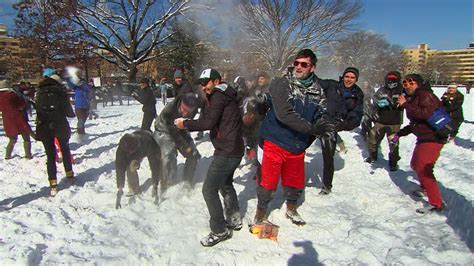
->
[131,78,156,131]
[35,69,75,196]
[173,69,193,97]
[159,77,168,105]
[88,80,99,119]
[441,83,464,139]
[0,79,32,160]
[66,66,90,135]
[391,74,447,214]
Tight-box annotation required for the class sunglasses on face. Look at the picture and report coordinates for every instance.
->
[293,61,312,68]
[402,78,417,85]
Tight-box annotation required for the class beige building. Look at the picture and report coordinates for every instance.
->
[403,43,474,84]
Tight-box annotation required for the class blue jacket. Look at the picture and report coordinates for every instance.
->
[68,80,90,109]
[260,73,327,153]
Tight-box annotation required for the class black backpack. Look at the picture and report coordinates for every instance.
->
[36,85,73,119]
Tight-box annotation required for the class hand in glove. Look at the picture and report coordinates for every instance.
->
[377,98,390,108]
[311,119,336,137]
[388,133,400,145]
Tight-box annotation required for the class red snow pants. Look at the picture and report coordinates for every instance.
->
[259,140,305,190]
[410,142,444,208]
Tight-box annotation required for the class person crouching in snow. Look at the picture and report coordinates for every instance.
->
[115,130,163,209]
[175,68,244,247]
[0,79,32,160]
[390,74,447,214]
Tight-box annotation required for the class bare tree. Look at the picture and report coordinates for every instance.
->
[236,0,361,76]
[62,0,197,82]
[329,31,403,85]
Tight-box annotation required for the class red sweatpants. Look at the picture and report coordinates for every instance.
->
[259,140,305,190]
[410,142,444,208]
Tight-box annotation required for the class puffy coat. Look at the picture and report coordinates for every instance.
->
[398,84,445,143]
[259,73,327,153]
[0,88,31,137]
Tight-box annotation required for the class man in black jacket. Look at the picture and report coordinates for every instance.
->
[153,93,201,190]
[318,67,364,195]
[365,71,404,171]
[115,130,162,208]
[441,83,464,139]
[175,68,244,247]
[132,78,156,131]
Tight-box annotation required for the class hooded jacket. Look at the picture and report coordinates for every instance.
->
[184,83,244,157]
[0,88,31,137]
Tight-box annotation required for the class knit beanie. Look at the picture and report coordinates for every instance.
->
[174,69,184,79]
[343,67,359,81]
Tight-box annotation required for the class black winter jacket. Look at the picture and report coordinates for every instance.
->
[132,86,156,115]
[184,83,244,157]
[320,79,364,131]
[441,91,464,121]
[115,130,161,189]
[154,95,194,150]
[35,78,72,141]
[371,85,404,125]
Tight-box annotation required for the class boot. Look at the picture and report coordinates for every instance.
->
[253,207,267,224]
[24,140,32,159]
[286,202,306,226]
[66,170,75,184]
[49,179,58,197]
[5,138,16,159]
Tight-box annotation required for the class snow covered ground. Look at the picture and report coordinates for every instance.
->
[0,88,473,264]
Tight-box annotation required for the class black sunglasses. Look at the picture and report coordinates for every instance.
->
[293,61,312,68]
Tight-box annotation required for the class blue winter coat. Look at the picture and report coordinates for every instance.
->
[68,80,90,109]
[259,74,327,153]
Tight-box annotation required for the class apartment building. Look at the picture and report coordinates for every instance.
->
[403,43,474,84]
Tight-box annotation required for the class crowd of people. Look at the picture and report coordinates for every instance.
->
[0,48,466,247]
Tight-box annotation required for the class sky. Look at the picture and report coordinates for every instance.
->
[0,0,472,50]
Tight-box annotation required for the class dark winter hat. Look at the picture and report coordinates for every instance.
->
[343,67,359,81]
[256,71,269,79]
[174,69,184,79]
[139,78,150,85]
[196,68,221,85]
[403,73,423,85]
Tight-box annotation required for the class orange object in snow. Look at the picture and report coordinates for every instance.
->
[249,221,279,241]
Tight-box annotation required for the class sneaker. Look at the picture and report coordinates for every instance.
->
[50,187,58,197]
[364,157,376,163]
[411,189,426,198]
[286,203,306,226]
[200,229,232,247]
[416,204,445,214]
[319,187,331,195]
[226,220,243,231]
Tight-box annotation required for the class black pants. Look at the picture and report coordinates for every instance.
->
[141,112,156,131]
[202,156,241,234]
[320,135,337,190]
[42,136,73,185]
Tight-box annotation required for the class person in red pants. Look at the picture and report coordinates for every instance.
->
[390,73,447,214]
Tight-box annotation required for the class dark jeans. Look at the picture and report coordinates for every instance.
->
[320,134,337,190]
[202,155,242,234]
[42,136,73,185]
[141,112,156,131]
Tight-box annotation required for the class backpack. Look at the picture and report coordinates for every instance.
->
[426,107,453,139]
[36,86,70,119]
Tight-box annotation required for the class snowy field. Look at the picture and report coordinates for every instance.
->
[0,87,473,264]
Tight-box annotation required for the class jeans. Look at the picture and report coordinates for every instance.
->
[202,156,242,234]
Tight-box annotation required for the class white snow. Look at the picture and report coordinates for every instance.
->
[0,88,473,264]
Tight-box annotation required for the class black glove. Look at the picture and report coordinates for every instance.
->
[311,119,336,137]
